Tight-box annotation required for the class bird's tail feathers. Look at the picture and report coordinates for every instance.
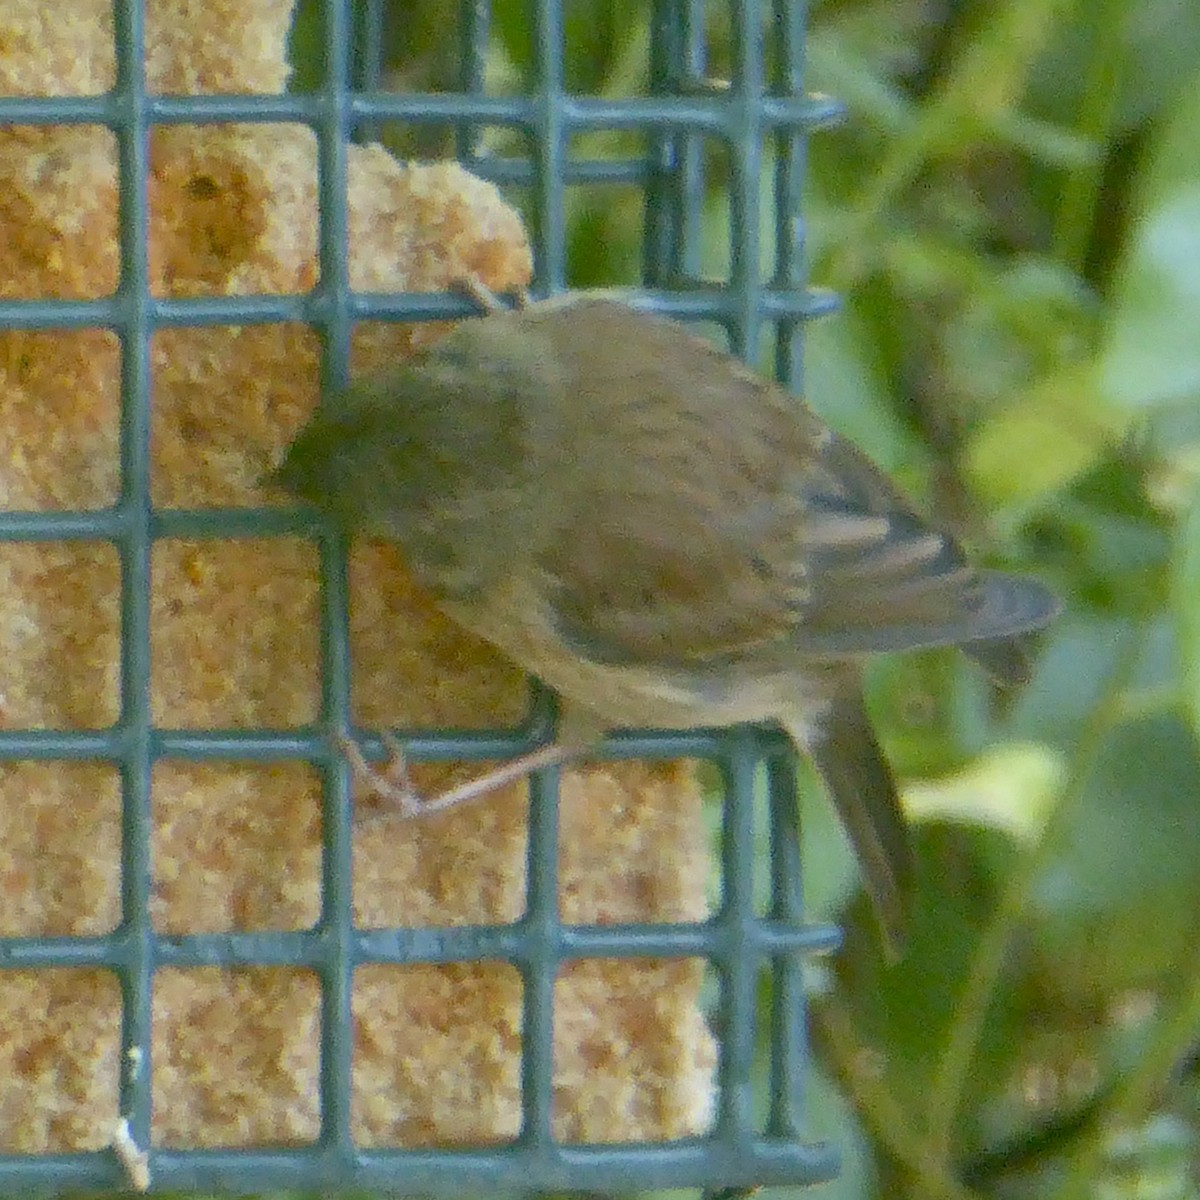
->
[783,691,913,956]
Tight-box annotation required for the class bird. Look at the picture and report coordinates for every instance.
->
[272,282,1060,952]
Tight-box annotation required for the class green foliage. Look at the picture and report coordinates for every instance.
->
[798,1,1200,1196]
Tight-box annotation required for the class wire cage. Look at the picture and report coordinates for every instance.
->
[0,0,846,1192]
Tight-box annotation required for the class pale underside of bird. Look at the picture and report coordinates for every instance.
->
[275,284,1061,952]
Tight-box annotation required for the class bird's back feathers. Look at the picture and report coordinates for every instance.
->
[512,300,1057,676]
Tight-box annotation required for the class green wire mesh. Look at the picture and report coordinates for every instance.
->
[0,0,845,1191]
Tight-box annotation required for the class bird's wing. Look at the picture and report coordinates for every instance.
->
[776,433,1058,680]
[522,299,1057,679]
[540,415,1056,679]
[540,499,811,667]
[534,324,822,668]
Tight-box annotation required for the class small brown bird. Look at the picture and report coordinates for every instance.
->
[275,285,1059,951]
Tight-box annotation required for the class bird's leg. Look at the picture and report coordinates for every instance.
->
[456,275,530,313]
[339,731,575,819]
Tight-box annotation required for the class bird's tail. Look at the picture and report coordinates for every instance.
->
[783,689,913,956]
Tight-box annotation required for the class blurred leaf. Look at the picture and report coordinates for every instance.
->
[941,255,1097,409]
[805,307,926,478]
[818,821,1030,1156]
[815,650,1060,912]
[566,181,646,284]
[491,0,649,93]
[1119,1,1200,125]
[882,231,991,299]
[1029,713,1200,1001]
[1099,1114,1198,1200]
[1146,404,1200,512]
[868,649,998,780]
[1031,0,1200,133]
[1100,69,1200,411]
[805,25,915,137]
[287,0,322,92]
[1004,613,1179,746]
[903,744,1066,840]
[820,0,1079,292]
[1174,486,1200,739]
[561,0,649,93]
[990,109,1097,168]
[1017,453,1173,613]
[963,360,1128,510]
[929,0,1077,137]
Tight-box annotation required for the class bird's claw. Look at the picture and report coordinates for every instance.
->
[339,730,576,822]
[337,731,427,819]
[456,275,529,313]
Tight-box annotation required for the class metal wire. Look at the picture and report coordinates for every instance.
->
[0,0,843,1191]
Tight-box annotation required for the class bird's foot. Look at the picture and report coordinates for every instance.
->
[456,275,530,313]
[338,731,426,818]
[339,731,571,820]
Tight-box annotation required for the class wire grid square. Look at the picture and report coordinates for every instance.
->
[0,0,844,1192]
